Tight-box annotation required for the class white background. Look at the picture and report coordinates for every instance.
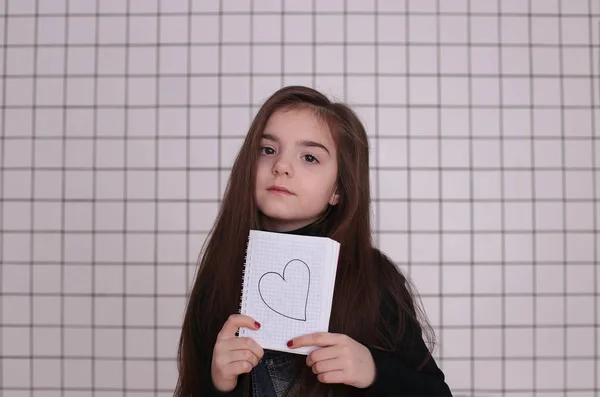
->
[1,0,599,396]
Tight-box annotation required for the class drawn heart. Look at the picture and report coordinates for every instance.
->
[258,259,310,321]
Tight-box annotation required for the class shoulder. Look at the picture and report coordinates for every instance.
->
[370,247,406,316]
[370,246,424,335]
[371,247,407,288]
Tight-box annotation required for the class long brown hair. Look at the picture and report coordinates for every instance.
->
[174,86,435,396]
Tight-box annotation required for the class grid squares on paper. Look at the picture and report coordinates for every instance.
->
[240,233,335,354]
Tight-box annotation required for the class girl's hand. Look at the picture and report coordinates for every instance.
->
[288,332,376,389]
[211,314,264,392]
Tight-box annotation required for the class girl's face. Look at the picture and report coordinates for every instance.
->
[255,108,339,232]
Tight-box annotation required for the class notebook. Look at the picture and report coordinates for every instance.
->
[238,230,341,355]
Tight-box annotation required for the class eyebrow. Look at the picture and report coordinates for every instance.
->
[261,133,331,156]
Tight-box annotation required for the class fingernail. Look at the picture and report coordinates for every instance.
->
[287,340,293,348]
[254,321,261,329]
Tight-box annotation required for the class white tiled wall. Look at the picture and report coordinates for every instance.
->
[1,0,599,396]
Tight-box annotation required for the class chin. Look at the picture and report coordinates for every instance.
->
[257,205,294,221]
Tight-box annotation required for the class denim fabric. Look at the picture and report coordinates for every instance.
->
[251,350,299,397]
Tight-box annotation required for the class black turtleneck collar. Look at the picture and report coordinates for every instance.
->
[263,221,326,237]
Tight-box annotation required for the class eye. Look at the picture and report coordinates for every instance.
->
[260,146,275,155]
[302,154,319,164]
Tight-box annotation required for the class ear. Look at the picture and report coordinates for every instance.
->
[329,191,339,206]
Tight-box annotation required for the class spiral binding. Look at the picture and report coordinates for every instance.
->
[238,232,252,320]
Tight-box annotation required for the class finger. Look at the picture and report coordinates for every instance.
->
[228,360,255,376]
[217,314,261,340]
[213,340,262,377]
[289,332,345,349]
[228,349,260,368]
[306,346,340,367]
[310,358,343,375]
[316,370,345,384]
[228,337,264,361]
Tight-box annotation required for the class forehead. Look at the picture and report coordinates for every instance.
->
[263,108,335,146]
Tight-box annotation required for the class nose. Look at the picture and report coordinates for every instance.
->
[272,157,293,177]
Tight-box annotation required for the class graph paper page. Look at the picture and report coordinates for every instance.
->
[238,230,340,355]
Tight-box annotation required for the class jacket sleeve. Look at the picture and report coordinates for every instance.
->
[362,251,453,397]
[365,342,452,397]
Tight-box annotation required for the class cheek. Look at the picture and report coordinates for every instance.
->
[256,161,275,186]
[323,167,338,192]
[258,156,274,167]
[255,160,269,176]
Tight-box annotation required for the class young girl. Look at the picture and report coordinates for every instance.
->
[174,86,453,397]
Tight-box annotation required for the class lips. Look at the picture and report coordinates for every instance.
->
[267,185,294,195]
